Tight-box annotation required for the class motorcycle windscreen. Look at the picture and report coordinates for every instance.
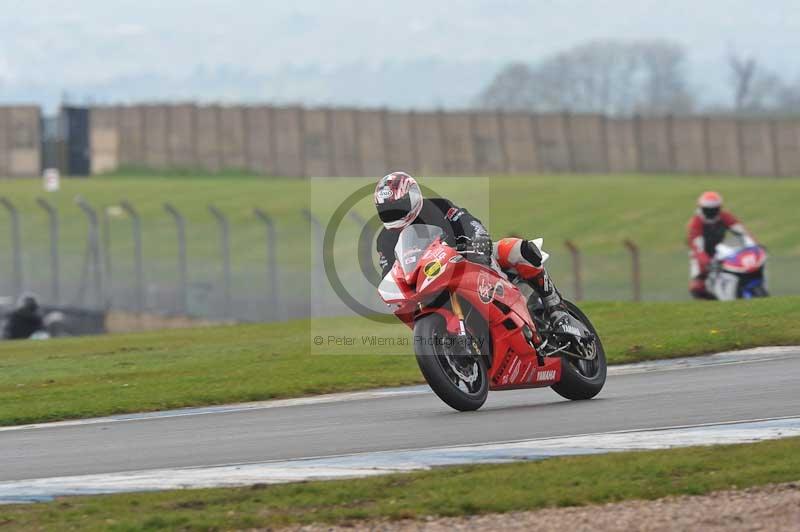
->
[394,224,445,276]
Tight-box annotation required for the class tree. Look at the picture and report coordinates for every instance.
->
[477,39,695,115]
[776,82,800,113]
[727,51,781,111]
[476,63,535,110]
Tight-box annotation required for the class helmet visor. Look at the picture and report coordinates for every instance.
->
[377,194,412,224]
[701,206,720,220]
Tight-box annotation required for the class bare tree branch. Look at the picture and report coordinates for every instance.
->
[477,39,695,115]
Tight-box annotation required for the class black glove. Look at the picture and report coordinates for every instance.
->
[472,233,493,256]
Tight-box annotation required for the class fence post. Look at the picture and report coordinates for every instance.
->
[208,204,232,319]
[623,239,641,302]
[303,209,324,315]
[164,203,188,315]
[75,196,104,308]
[120,200,145,313]
[564,240,583,301]
[36,197,60,304]
[0,198,23,297]
[101,207,113,305]
[253,208,281,321]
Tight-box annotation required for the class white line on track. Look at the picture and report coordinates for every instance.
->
[0,386,431,433]
[2,416,799,504]
[1,346,795,434]
[0,346,800,432]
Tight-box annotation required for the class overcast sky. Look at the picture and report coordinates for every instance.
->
[1,0,797,109]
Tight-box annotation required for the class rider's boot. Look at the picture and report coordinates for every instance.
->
[529,269,566,322]
[529,269,587,338]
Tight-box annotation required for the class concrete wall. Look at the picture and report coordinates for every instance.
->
[774,119,800,177]
[707,117,741,175]
[272,107,304,177]
[218,106,248,170]
[740,119,776,177]
[356,110,387,178]
[472,111,507,174]
[383,111,415,174]
[567,114,607,173]
[440,112,476,175]
[194,106,221,171]
[329,109,361,177]
[606,118,638,173]
[638,117,673,173]
[533,113,571,172]
[83,104,800,178]
[143,105,169,169]
[672,117,708,174]
[168,104,196,168]
[412,111,446,176]
[501,113,538,174]
[89,107,119,174]
[0,106,41,177]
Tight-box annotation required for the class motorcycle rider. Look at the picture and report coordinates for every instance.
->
[374,171,573,332]
[687,191,757,299]
[3,293,45,340]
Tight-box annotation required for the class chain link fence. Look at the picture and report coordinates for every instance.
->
[0,195,798,324]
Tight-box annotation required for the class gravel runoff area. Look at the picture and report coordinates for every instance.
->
[289,481,800,532]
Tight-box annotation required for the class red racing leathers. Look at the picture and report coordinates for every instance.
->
[686,211,756,299]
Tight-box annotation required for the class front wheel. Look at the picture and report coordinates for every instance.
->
[550,301,607,401]
[414,314,489,412]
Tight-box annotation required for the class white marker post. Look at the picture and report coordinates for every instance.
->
[43,168,61,192]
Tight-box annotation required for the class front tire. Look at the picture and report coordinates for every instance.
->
[550,301,607,401]
[414,314,488,412]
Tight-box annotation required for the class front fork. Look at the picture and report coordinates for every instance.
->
[449,290,468,337]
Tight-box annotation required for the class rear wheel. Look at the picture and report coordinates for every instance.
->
[549,301,607,401]
[414,313,489,412]
[750,285,769,298]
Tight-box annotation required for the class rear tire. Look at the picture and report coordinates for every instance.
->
[550,301,607,401]
[750,285,769,298]
[414,314,488,412]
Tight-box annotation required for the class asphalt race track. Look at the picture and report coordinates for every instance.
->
[2,347,799,489]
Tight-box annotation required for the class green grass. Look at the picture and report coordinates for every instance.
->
[1,297,798,426]
[2,172,798,252]
[1,173,798,308]
[3,437,799,530]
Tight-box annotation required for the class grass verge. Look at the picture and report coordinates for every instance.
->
[1,297,798,426]
[2,437,799,530]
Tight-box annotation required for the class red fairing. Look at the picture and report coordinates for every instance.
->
[379,237,562,390]
[721,246,767,274]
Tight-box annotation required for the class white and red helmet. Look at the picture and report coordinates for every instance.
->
[697,191,723,222]
[374,171,423,230]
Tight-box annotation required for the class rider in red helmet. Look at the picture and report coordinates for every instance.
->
[374,171,571,328]
[687,191,757,299]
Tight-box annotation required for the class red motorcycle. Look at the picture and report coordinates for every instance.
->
[378,224,606,411]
